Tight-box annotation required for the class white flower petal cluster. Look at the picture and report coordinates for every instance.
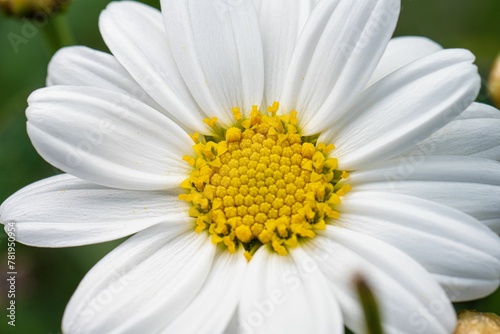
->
[1,1,499,333]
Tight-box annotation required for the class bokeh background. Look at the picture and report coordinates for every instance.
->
[0,0,499,333]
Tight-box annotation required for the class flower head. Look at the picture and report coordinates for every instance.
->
[180,105,347,258]
[454,311,500,334]
[2,0,500,333]
[489,53,500,108]
[0,0,69,18]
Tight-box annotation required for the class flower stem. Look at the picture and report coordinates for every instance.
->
[41,14,75,55]
[355,275,384,334]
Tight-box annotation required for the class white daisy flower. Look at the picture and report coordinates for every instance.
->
[1,0,500,333]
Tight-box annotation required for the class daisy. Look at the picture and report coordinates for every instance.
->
[2,0,500,333]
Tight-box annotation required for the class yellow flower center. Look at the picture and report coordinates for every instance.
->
[179,102,350,260]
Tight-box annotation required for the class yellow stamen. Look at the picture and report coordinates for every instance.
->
[182,155,195,166]
[189,132,200,143]
[232,107,242,121]
[203,117,219,128]
[180,104,350,257]
[267,101,280,115]
[289,110,298,125]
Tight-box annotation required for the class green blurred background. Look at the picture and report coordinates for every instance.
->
[0,0,499,333]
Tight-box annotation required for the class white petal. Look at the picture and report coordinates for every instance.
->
[306,227,456,333]
[162,249,247,334]
[347,155,500,186]
[253,0,319,11]
[320,49,480,170]
[238,247,343,334]
[408,103,500,160]
[337,191,500,301]
[0,174,191,247]
[281,0,400,135]
[47,46,167,118]
[482,218,500,234]
[27,86,193,191]
[224,311,240,334]
[366,36,442,87]
[252,0,319,10]
[457,102,500,120]
[63,226,216,334]
[376,182,500,229]
[347,156,500,230]
[161,0,264,125]
[254,0,317,107]
[99,1,208,133]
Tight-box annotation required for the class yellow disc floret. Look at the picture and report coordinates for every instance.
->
[179,103,350,259]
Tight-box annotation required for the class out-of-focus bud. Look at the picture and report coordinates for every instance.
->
[454,311,500,334]
[0,0,70,19]
[489,54,500,108]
